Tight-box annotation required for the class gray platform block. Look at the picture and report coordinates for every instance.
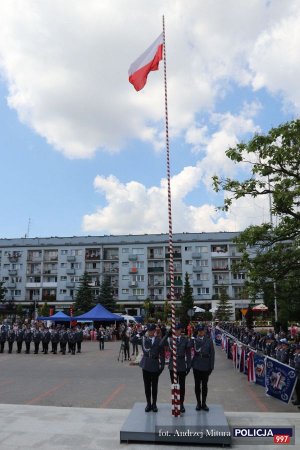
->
[120,403,231,446]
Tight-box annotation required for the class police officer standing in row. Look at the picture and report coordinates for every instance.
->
[16,326,24,353]
[7,327,15,353]
[24,326,32,354]
[135,324,165,412]
[0,325,7,353]
[191,324,215,411]
[164,323,191,413]
[33,327,42,354]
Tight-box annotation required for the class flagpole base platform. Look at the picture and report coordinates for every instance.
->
[120,402,231,446]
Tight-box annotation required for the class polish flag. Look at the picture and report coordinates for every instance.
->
[128,33,163,91]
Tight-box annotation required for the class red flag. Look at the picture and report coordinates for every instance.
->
[128,33,163,91]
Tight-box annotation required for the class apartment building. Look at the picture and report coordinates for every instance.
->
[0,232,250,315]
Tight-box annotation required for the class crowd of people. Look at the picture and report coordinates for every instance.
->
[0,321,83,355]
[218,321,300,408]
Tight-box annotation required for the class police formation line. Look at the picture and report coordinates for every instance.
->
[0,323,83,355]
[219,321,300,408]
[130,323,215,414]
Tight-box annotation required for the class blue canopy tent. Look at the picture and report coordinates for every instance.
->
[37,311,71,322]
[73,304,123,322]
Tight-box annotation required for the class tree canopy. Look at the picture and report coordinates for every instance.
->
[180,272,194,328]
[97,277,116,312]
[213,120,300,324]
[74,271,95,314]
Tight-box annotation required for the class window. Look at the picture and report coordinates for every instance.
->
[185,260,192,265]
[60,289,67,294]
[211,245,228,253]
[122,289,129,294]
[3,264,10,269]
[70,276,81,282]
[195,259,208,267]
[60,276,67,281]
[133,288,144,295]
[61,263,67,268]
[233,273,246,280]
[61,250,68,255]
[212,259,228,270]
[122,248,129,253]
[197,287,210,295]
[71,249,82,256]
[14,290,21,296]
[133,275,144,282]
[122,262,129,267]
[122,275,129,280]
[132,248,144,255]
[71,263,81,269]
[195,246,208,253]
[184,246,192,251]
[136,261,144,268]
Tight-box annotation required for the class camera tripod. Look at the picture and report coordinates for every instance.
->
[117,342,125,362]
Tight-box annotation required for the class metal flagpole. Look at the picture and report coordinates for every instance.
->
[162,15,180,417]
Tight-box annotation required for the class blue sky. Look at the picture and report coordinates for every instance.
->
[0,1,298,238]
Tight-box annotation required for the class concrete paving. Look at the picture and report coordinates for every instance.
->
[0,403,299,450]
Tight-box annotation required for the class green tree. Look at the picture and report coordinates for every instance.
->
[16,304,24,319]
[215,288,233,321]
[40,302,50,317]
[213,119,300,323]
[0,281,7,303]
[143,298,154,320]
[98,277,116,311]
[180,272,194,328]
[74,272,95,314]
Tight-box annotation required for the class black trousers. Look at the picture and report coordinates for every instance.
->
[60,343,67,355]
[52,342,58,354]
[193,369,210,405]
[17,341,23,353]
[123,343,130,359]
[8,342,14,353]
[295,377,300,402]
[99,338,104,350]
[142,370,159,405]
[43,342,49,354]
[34,342,40,353]
[0,342,5,353]
[170,371,186,404]
[25,342,31,353]
[132,342,138,355]
[77,341,82,352]
[69,342,76,354]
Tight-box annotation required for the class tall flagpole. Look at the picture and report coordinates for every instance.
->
[162,15,180,417]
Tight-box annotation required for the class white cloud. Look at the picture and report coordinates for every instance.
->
[0,0,298,159]
[82,170,270,234]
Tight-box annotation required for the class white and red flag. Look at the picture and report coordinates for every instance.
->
[128,33,163,91]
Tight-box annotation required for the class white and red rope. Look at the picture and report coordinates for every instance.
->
[163,15,180,417]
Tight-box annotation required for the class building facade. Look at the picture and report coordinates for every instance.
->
[0,232,250,315]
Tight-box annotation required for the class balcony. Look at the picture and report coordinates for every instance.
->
[193,281,203,286]
[165,252,182,259]
[103,267,119,273]
[192,253,202,259]
[67,256,76,262]
[26,283,41,288]
[43,282,58,288]
[27,256,42,262]
[128,281,138,287]
[128,254,138,261]
[8,269,17,276]
[193,266,202,272]
[8,252,21,262]
[66,282,75,288]
[129,268,138,274]
[149,295,164,301]
[127,295,144,301]
[166,279,183,286]
[64,296,73,301]
[212,266,229,271]
[43,270,58,275]
[148,267,164,273]
[7,282,16,289]
[66,269,75,275]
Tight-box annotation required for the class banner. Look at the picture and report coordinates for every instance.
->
[254,353,266,387]
[214,329,222,346]
[265,358,297,404]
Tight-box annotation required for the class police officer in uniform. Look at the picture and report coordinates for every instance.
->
[276,339,290,364]
[164,323,191,413]
[15,326,24,353]
[76,326,83,353]
[68,327,77,355]
[191,324,215,411]
[135,324,165,412]
[24,326,32,354]
[42,327,51,354]
[33,327,42,354]
[51,326,60,354]
[0,324,7,353]
[59,326,68,355]
[7,327,16,354]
